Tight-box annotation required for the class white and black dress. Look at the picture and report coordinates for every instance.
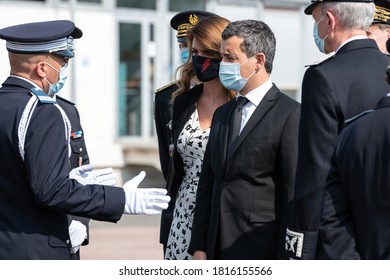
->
[165,109,210,260]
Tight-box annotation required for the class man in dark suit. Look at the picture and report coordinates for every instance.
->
[320,68,390,259]
[189,20,300,260]
[156,10,216,253]
[0,20,169,260]
[286,0,390,259]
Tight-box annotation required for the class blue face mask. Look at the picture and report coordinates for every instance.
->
[219,56,256,92]
[44,62,68,96]
[180,47,189,64]
[313,14,329,54]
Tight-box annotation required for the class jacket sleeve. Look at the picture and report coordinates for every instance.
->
[287,66,340,259]
[154,92,173,181]
[189,133,215,255]
[277,106,300,258]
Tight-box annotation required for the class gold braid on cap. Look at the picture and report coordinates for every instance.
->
[189,14,199,26]
[177,14,199,38]
[374,6,390,23]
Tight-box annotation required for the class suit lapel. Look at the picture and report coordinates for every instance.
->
[219,100,235,167]
[225,85,278,163]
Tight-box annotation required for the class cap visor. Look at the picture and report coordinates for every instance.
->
[304,3,317,15]
[53,49,75,58]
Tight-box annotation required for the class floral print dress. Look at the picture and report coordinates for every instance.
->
[165,109,210,260]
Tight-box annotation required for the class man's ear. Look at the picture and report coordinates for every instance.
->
[326,10,336,33]
[255,52,266,72]
[35,61,47,78]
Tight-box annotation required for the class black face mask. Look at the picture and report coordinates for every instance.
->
[192,55,221,82]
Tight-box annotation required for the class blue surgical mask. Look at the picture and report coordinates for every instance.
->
[313,14,329,54]
[44,62,68,96]
[219,56,256,92]
[180,47,189,64]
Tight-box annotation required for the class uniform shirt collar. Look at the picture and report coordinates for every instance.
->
[9,75,56,101]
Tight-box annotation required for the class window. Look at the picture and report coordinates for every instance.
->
[117,0,155,9]
[118,23,142,136]
[169,0,206,12]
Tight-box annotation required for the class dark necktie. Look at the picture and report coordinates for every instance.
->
[228,96,249,150]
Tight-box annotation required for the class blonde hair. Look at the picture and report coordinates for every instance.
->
[171,15,236,102]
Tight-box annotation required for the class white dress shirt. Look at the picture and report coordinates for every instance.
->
[237,78,273,134]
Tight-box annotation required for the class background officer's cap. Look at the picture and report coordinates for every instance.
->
[304,0,374,15]
[0,20,82,58]
[373,0,390,25]
[170,10,216,43]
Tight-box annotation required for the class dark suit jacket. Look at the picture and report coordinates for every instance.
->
[320,95,390,260]
[159,84,203,249]
[287,39,390,259]
[0,77,125,259]
[189,84,300,259]
[57,96,90,259]
[154,81,177,181]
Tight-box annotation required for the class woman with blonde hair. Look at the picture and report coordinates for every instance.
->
[163,15,235,260]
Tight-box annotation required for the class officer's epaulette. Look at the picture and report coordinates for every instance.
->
[344,109,374,126]
[155,80,179,94]
[56,95,76,105]
[305,51,335,67]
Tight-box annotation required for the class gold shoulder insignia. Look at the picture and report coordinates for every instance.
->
[155,80,179,94]
[305,51,335,67]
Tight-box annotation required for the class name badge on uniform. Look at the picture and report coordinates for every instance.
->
[71,130,83,139]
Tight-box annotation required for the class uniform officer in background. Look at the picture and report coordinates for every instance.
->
[0,20,170,260]
[320,66,390,259]
[58,97,117,258]
[367,0,390,54]
[286,0,390,259]
[154,10,216,181]
[57,96,91,259]
[154,10,216,254]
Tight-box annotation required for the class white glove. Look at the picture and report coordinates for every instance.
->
[123,171,170,215]
[68,220,87,254]
[69,163,116,186]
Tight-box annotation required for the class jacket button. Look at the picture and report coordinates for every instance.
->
[66,239,70,244]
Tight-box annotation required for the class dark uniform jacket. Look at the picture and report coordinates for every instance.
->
[286,38,390,259]
[321,95,390,259]
[0,76,125,260]
[189,84,300,259]
[57,96,90,258]
[159,84,202,250]
[154,81,177,181]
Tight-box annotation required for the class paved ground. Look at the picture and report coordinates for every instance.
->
[80,214,164,260]
[80,166,167,260]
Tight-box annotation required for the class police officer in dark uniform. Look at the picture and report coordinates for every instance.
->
[286,0,390,259]
[154,10,216,254]
[367,0,390,54]
[0,20,170,260]
[320,67,390,259]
